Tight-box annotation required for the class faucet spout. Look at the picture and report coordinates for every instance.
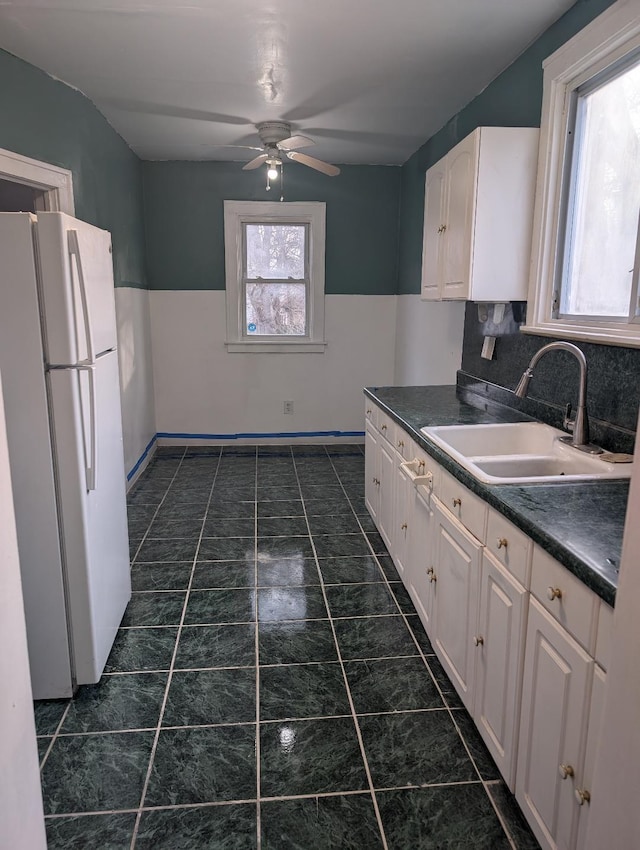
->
[514,342,591,448]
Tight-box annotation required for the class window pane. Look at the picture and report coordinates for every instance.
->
[245,283,306,335]
[561,59,640,317]
[245,224,306,279]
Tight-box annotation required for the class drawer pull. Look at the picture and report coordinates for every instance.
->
[547,586,563,601]
[497,537,508,549]
[473,636,484,647]
[372,477,380,486]
[426,567,434,576]
[559,764,575,780]
[452,497,462,508]
[397,440,404,449]
[575,788,591,806]
[429,572,437,583]
[401,522,408,530]
[366,408,372,415]
[381,424,387,431]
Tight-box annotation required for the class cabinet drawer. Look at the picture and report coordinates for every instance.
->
[377,410,395,445]
[364,399,378,430]
[485,510,532,588]
[394,429,414,460]
[530,546,598,651]
[439,471,487,542]
[595,600,614,672]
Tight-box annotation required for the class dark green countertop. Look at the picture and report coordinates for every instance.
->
[365,385,627,606]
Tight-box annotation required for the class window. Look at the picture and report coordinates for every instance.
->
[224,201,326,352]
[525,1,640,346]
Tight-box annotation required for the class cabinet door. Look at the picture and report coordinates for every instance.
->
[364,421,380,524]
[431,499,482,713]
[421,163,446,300]
[516,598,592,850]
[441,132,478,299]
[394,460,413,580]
[476,551,528,790]
[378,439,395,553]
[575,665,606,850]
[407,486,436,635]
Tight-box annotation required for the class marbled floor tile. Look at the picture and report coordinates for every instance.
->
[175,624,256,670]
[352,513,377,534]
[260,717,368,797]
[307,514,362,535]
[154,503,208,523]
[453,710,501,780]
[426,655,465,709]
[144,725,257,806]
[376,555,400,582]
[258,516,310,537]
[378,784,512,849]
[256,536,314,560]
[345,657,444,715]
[135,538,199,563]
[366,532,389,556]
[121,592,186,627]
[350,498,369,516]
[333,615,419,661]
[299,486,345,501]
[34,699,69,735]
[260,662,350,720]
[128,504,159,527]
[257,499,304,518]
[257,586,327,622]
[41,730,154,814]
[303,498,352,517]
[405,615,435,655]
[127,489,164,507]
[313,534,373,558]
[163,668,256,727]
[128,518,152,538]
[207,500,255,519]
[45,812,137,849]
[130,538,142,559]
[202,517,256,539]
[61,672,167,733]
[257,558,320,587]
[358,710,477,788]
[389,582,417,616]
[199,537,256,561]
[184,588,256,625]
[261,794,384,850]
[258,619,338,664]
[192,561,255,589]
[38,736,52,764]
[325,583,399,618]
[104,627,178,673]
[146,518,204,539]
[257,486,301,501]
[131,562,193,591]
[487,782,542,850]
[136,803,258,850]
[318,555,385,585]
[162,487,211,504]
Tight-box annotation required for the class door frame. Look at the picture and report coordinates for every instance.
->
[0,147,75,214]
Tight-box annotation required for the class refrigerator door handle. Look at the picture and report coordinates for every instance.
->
[68,229,96,366]
[77,364,97,491]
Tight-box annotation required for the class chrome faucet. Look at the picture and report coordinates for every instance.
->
[514,341,595,451]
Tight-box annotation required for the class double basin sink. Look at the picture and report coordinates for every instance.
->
[420,422,632,485]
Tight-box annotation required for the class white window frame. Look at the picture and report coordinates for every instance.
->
[224,200,326,353]
[524,0,640,347]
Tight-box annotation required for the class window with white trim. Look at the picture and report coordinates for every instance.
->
[525,1,640,346]
[224,201,326,352]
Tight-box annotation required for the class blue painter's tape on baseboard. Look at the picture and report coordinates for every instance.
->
[127,434,157,481]
[155,430,366,440]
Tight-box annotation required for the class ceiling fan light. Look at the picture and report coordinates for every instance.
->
[267,165,279,180]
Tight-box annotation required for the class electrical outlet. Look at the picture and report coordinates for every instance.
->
[283,400,294,415]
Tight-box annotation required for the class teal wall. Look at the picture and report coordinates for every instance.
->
[142,161,401,294]
[0,49,147,289]
[397,0,617,295]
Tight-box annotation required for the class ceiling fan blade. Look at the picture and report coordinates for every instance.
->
[277,134,315,151]
[286,151,340,176]
[242,154,269,171]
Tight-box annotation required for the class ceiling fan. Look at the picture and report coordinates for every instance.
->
[242,121,340,177]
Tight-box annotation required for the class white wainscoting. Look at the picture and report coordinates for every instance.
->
[394,295,465,386]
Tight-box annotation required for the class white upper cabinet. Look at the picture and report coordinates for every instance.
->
[420,126,539,302]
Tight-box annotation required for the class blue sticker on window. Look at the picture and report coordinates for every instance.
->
[248,323,257,333]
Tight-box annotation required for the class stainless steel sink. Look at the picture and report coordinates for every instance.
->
[420,422,632,484]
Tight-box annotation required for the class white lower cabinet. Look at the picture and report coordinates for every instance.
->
[516,598,593,850]
[378,438,395,552]
[407,484,436,633]
[364,421,380,523]
[393,457,414,581]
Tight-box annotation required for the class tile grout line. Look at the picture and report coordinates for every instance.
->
[38,701,71,772]
[290,446,390,850]
[128,446,222,850]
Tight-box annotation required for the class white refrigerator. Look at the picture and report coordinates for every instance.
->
[0,211,131,699]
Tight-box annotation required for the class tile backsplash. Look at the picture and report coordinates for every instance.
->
[458,302,640,454]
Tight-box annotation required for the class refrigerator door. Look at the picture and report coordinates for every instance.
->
[47,350,131,683]
[35,212,118,365]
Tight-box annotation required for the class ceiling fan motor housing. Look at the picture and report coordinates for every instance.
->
[256,121,292,146]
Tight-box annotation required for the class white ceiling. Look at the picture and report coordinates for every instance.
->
[0,0,574,165]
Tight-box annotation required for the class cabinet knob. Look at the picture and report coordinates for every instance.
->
[547,586,563,602]
[497,537,508,550]
[418,460,426,470]
[559,764,575,780]
[575,788,591,806]
[452,497,462,508]
[473,636,484,647]
[429,573,437,583]
[381,424,387,431]
[366,408,372,415]
[397,439,404,448]
[401,522,408,530]
[372,477,380,486]
[426,567,434,576]
[437,224,447,234]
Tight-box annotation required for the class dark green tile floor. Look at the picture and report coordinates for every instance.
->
[36,444,540,849]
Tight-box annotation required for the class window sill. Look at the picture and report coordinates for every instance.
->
[225,341,327,354]
[520,322,640,349]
